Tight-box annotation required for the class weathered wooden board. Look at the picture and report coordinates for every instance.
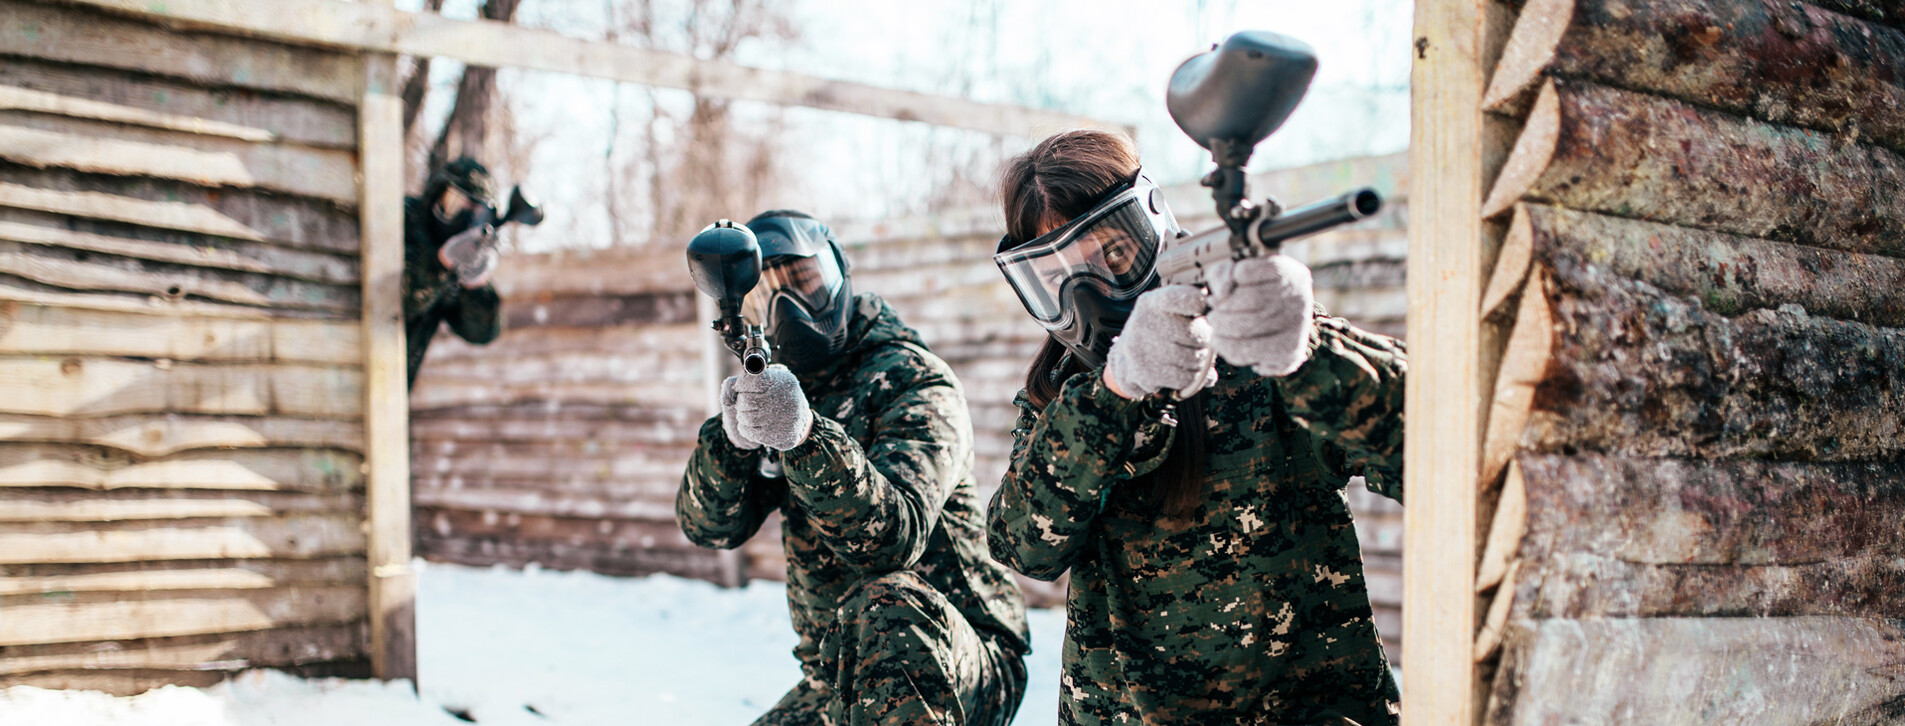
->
[1484,80,1905,258]
[412,487,677,521]
[0,239,358,314]
[416,513,728,584]
[1485,0,1905,154]
[0,413,363,457]
[0,624,362,676]
[1525,262,1905,461]
[0,58,356,148]
[1491,203,1905,326]
[1487,617,1905,725]
[0,557,366,595]
[0,514,366,564]
[412,440,692,483]
[0,114,357,204]
[1,303,361,364]
[0,207,358,285]
[0,84,273,143]
[407,380,705,413]
[0,585,367,646]
[423,323,700,363]
[0,357,364,418]
[0,489,363,522]
[410,408,700,446]
[414,347,708,388]
[0,0,361,104]
[1,669,229,694]
[1517,453,1905,566]
[502,292,697,330]
[0,166,360,255]
[0,444,363,492]
[1513,551,1905,620]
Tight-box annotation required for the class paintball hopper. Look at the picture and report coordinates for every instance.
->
[501,185,545,227]
[1167,31,1318,163]
[686,220,762,317]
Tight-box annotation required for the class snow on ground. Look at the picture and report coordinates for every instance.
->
[0,560,1068,726]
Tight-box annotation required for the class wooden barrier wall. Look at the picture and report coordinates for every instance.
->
[0,0,383,693]
[410,153,1410,657]
[1453,0,1905,720]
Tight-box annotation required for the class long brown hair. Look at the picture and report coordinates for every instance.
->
[999,130,1209,517]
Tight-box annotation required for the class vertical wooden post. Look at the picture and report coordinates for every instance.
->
[360,47,416,681]
[1404,0,1485,722]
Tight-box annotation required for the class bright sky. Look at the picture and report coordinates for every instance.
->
[407,0,1413,250]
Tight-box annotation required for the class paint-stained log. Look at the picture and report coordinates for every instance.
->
[1486,617,1905,725]
[1517,453,1905,566]
[0,489,364,522]
[0,240,359,314]
[0,514,367,565]
[1,304,361,365]
[0,444,364,492]
[0,558,367,595]
[0,115,358,204]
[0,166,361,255]
[1484,0,1905,154]
[0,585,368,646]
[0,207,358,285]
[0,0,361,104]
[1526,265,1905,461]
[1516,203,1905,325]
[1513,551,1905,620]
[1482,80,1905,258]
[0,357,364,419]
[0,624,363,676]
[0,413,364,458]
[0,58,356,148]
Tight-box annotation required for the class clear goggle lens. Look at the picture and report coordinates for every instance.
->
[741,252,844,328]
[995,193,1165,324]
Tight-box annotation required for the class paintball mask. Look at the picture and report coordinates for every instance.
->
[742,214,853,371]
[994,170,1181,368]
[425,158,499,241]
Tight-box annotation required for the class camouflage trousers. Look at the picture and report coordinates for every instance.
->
[753,571,1027,726]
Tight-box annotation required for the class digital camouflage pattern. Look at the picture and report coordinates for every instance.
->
[402,195,503,386]
[988,310,1407,726]
[679,294,1031,726]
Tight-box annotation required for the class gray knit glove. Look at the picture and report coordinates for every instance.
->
[732,364,814,452]
[1206,255,1315,377]
[718,376,762,450]
[1104,285,1218,400]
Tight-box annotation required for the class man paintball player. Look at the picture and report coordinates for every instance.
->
[676,210,1031,726]
[403,157,505,387]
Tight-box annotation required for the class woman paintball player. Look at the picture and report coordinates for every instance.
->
[984,129,1407,725]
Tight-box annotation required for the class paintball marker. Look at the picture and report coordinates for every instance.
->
[685,220,783,477]
[685,219,772,374]
[1155,31,1384,288]
[438,185,546,287]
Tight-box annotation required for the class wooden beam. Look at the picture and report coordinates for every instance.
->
[1510,551,1905,620]
[53,0,1124,138]
[0,489,363,522]
[0,625,362,676]
[1483,79,1905,257]
[357,48,414,684]
[0,514,367,565]
[0,58,357,148]
[1530,261,1905,462]
[0,585,366,646]
[1483,0,1905,156]
[0,558,367,595]
[0,444,364,492]
[0,413,365,458]
[0,357,364,419]
[1403,0,1488,721]
[0,304,362,365]
[1489,617,1905,724]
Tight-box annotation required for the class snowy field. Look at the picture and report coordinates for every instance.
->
[0,561,1068,725]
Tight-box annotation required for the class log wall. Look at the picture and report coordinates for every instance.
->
[0,0,380,693]
[1467,0,1905,720]
[409,153,1410,657]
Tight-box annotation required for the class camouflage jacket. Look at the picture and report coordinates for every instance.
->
[402,196,503,387]
[987,312,1406,726]
[679,294,1032,676]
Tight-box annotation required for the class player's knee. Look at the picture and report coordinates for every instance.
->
[838,571,932,626]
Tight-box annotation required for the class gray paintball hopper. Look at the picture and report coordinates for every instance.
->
[1167,31,1318,155]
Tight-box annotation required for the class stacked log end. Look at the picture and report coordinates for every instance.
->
[1472,0,1905,721]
